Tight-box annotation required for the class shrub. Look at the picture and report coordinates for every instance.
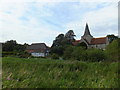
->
[2,51,31,58]
[63,46,74,59]
[86,48,106,62]
[50,53,59,59]
[2,51,18,57]
[105,39,119,62]
[71,47,87,61]
[17,51,31,58]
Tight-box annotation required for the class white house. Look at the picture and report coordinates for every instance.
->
[26,43,49,57]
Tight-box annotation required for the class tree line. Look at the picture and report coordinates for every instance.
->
[50,30,119,62]
[2,40,30,57]
[1,30,119,62]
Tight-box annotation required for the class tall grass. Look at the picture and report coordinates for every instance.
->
[2,57,118,88]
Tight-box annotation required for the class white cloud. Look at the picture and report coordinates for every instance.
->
[0,1,118,46]
[1,16,60,46]
[0,0,119,3]
[0,2,60,46]
[65,2,118,39]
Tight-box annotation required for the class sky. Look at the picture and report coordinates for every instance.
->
[0,0,119,46]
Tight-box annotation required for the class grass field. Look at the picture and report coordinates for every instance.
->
[2,57,119,88]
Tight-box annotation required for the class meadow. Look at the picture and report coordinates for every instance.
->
[2,57,119,88]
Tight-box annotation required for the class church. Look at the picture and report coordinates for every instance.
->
[72,23,109,49]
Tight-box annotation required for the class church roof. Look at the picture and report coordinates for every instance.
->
[72,37,107,45]
[72,23,107,46]
[90,37,107,45]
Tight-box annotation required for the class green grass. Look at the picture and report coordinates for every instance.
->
[2,57,119,88]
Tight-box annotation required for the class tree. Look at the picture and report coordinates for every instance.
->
[105,38,120,61]
[50,30,76,57]
[107,34,118,43]
[86,48,106,62]
[2,40,17,51]
[63,45,74,59]
[65,30,76,44]
[51,34,64,47]
[50,34,65,56]
[50,46,64,56]
[2,40,29,57]
[63,45,87,61]
[72,46,87,61]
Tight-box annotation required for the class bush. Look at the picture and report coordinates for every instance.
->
[63,46,74,59]
[71,47,87,61]
[17,52,31,58]
[86,49,106,62]
[105,39,119,61]
[50,53,59,59]
[2,51,31,58]
[2,51,18,57]
[63,46,87,61]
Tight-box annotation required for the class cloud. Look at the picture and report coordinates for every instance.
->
[0,0,119,3]
[0,2,61,46]
[0,1,118,46]
[65,2,118,39]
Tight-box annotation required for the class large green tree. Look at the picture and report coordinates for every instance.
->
[105,38,120,61]
[51,34,64,47]
[2,40,28,52]
[65,30,76,44]
[2,40,17,51]
[50,30,76,56]
[2,40,29,57]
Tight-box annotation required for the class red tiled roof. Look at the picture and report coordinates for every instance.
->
[90,37,107,45]
[72,40,81,45]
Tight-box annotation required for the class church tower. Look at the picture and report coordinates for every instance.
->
[81,23,93,44]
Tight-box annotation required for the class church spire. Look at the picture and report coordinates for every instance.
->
[83,23,92,36]
[81,23,93,43]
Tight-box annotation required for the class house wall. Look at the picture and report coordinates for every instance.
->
[89,44,106,49]
[31,52,45,57]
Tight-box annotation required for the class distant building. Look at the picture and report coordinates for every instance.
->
[26,43,49,57]
[72,23,109,49]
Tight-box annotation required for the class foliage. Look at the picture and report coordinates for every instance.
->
[64,30,76,44]
[50,30,76,56]
[64,46,106,62]
[2,51,31,58]
[2,51,18,57]
[2,40,28,52]
[50,53,59,59]
[51,34,64,47]
[71,46,87,61]
[107,34,118,43]
[50,46,64,56]
[63,45,74,59]
[2,40,17,51]
[2,40,29,57]
[86,49,106,62]
[105,39,120,61]
[2,57,118,88]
